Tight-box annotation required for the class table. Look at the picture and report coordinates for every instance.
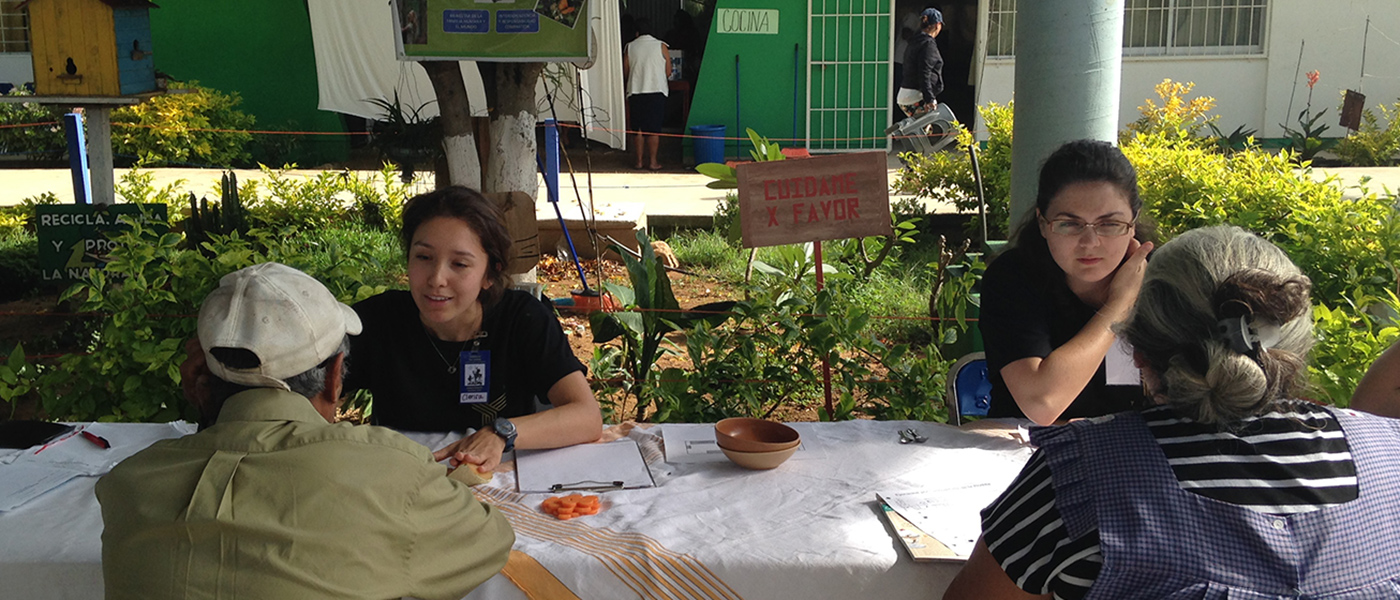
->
[0,420,1033,600]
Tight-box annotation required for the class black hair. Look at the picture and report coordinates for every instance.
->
[635,18,653,37]
[400,186,514,309]
[1008,139,1155,271]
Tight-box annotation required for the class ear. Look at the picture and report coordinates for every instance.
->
[312,353,346,423]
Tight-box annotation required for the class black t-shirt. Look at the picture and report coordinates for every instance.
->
[347,289,586,432]
[978,246,1145,419]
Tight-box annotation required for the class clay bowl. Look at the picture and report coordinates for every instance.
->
[714,417,801,453]
[720,445,799,470]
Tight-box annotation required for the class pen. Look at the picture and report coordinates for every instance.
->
[81,431,111,450]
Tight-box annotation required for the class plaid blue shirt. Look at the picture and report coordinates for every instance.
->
[1032,408,1400,599]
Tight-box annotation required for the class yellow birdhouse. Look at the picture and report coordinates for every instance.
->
[20,0,159,97]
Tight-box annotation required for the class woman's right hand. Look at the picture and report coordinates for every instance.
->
[1104,239,1153,317]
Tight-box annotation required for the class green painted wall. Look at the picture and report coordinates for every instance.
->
[150,1,348,166]
[686,0,808,161]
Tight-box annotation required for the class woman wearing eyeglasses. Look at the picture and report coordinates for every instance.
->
[979,139,1155,425]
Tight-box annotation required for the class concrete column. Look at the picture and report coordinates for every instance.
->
[1007,0,1123,233]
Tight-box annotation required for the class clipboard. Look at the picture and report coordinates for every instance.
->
[877,498,960,562]
[515,439,657,493]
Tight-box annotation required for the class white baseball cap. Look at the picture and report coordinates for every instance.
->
[198,262,362,390]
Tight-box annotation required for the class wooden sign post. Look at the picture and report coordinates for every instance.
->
[736,151,892,415]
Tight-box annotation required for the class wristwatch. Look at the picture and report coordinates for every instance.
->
[491,417,517,452]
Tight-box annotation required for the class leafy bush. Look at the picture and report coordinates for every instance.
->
[1122,138,1398,305]
[666,228,742,271]
[0,90,65,160]
[1123,79,1217,148]
[0,230,40,302]
[37,218,389,422]
[893,102,1014,238]
[1310,293,1400,406]
[112,82,255,167]
[1334,100,1400,167]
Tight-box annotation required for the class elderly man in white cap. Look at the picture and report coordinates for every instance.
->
[96,262,513,600]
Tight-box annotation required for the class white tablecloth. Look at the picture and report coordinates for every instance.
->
[0,420,1034,600]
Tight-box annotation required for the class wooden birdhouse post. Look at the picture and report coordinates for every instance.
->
[22,0,158,97]
[2,0,161,205]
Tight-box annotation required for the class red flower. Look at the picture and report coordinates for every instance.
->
[1306,70,1320,89]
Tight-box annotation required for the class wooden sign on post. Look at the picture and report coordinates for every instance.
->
[737,152,891,248]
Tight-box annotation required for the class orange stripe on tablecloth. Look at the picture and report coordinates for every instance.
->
[475,489,744,600]
[502,550,583,600]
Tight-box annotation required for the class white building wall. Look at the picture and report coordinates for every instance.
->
[0,53,32,89]
[975,0,1400,139]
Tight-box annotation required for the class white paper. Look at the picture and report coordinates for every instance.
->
[877,483,1001,557]
[0,464,84,512]
[1105,336,1142,386]
[660,423,818,464]
[515,439,656,493]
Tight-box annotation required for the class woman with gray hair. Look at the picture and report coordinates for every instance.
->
[945,225,1400,600]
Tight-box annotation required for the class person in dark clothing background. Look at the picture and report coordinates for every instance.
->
[896,7,944,119]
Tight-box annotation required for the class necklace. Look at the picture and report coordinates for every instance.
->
[423,325,471,374]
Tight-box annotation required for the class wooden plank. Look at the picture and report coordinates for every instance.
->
[89,4,119,95]
[736,151,892,248]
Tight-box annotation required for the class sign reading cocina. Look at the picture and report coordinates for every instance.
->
[737,152,891,248]
[717,9,778,35]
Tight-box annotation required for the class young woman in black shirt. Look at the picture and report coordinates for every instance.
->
[979,140,1154,425]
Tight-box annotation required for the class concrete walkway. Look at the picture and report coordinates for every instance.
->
[1,163,1396,225]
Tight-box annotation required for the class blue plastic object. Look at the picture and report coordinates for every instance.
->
[954,358,992,422]
[691,124,726,165]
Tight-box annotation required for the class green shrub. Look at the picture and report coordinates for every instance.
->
[893,102,1014,238]
[0,90,65,160]
[1310,294,1400,406]
[36,218,389,422]
[1123,79,1218,148]
[1334,100,1400,167]
[112,82,255,167]
[1123,138,1398,305]
[0,230,39,302]
[666,228,742,271]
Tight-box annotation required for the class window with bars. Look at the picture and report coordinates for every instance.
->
[0,0,29,53]
[986,0,1266,58]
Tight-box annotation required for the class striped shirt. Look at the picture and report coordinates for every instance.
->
[980,401,1358,600]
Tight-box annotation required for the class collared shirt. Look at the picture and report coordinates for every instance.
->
[96,388,514,600]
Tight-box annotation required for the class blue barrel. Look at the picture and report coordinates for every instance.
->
[690,124,726,165]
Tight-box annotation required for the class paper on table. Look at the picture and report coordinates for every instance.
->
[27,422,196,475]
[0,464,84,512]
[515,439,656,493]
[1105,336,1142,386]
[660,423,817,464]
[877,483,1001,557]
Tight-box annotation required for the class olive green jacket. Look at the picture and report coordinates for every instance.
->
[96,388,513,600]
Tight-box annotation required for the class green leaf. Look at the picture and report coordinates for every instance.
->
[695,163,736,182]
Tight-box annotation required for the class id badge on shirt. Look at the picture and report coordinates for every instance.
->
[459,351,490,404]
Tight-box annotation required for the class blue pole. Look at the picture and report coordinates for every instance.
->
[538,120,591,293]
[545,118,561,204]
[64,113,91,205]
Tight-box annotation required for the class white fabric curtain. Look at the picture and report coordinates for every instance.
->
[306,0,625,148]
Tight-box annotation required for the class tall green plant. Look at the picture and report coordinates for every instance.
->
[1334,100,1400,166]
[894,102,1014,238]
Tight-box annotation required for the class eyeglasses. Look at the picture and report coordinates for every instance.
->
[1041,217,1135,237]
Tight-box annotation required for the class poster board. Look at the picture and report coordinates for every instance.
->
[392,0,592,62]
[736,152,891,248]
[35,204,167,282]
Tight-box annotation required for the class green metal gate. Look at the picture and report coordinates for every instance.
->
[806,0,893,152]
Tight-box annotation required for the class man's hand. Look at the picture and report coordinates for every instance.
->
[180,338,212,415]
[432,429,508,473]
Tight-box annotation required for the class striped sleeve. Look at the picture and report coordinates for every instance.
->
[980,450,1101,600]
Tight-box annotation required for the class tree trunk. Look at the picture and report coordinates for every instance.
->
[479,62,543,196]
[420,61,482,190]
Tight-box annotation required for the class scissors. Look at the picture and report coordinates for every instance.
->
[899,428,927,444]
